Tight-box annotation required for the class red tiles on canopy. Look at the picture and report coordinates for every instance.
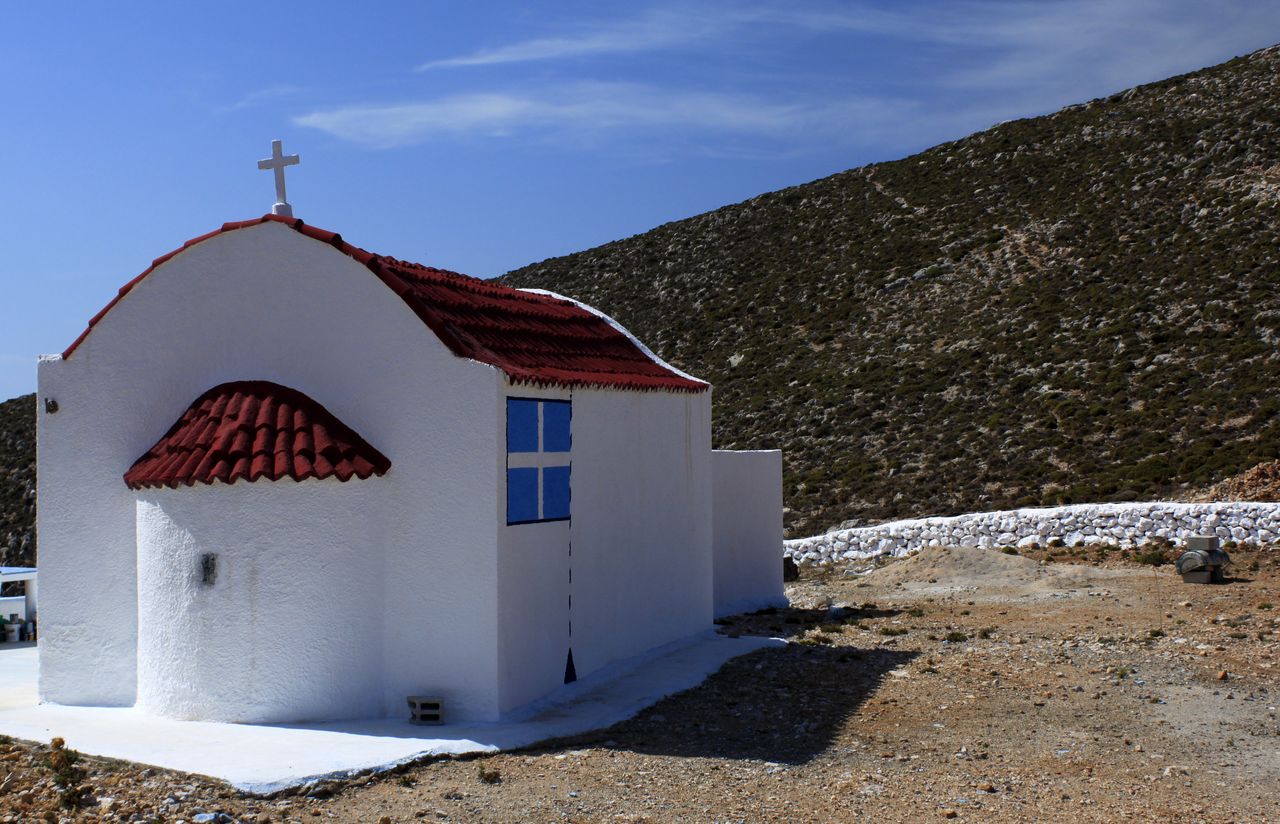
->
[124,381,391,489]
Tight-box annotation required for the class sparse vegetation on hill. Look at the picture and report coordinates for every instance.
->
[505,45,1280,537]
[5,50,1280,545]
[0,394,35,567]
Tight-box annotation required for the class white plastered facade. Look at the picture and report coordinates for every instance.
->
[134,480,387,722]
[36,220,783,724]
[495,385,715,714]
[712,450,786,617]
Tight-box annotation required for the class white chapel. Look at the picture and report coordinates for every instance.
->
[36,144,784,724]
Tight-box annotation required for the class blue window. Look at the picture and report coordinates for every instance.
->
[506,399,539,453]
[542,466,571,520]
[507,468,540,523]
[542,403,571,453]
[506,398,571,524]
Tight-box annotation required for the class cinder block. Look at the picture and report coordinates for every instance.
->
[1185,535,1220,552]
[407,696,444,725]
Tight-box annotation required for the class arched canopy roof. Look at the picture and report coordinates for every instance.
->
[124,381,391,489]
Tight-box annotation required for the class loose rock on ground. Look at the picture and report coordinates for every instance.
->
[1,543,1276,822]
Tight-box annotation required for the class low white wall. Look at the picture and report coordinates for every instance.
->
[712,450,786,617]
[786,501,1280,566]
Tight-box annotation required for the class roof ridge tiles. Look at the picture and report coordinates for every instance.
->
[65,214,707,393]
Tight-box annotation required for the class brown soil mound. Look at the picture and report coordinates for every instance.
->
[860,545,1129,599]
[1190,459,1280,502]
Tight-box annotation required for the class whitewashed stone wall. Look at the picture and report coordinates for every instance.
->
[785,502,1280,566]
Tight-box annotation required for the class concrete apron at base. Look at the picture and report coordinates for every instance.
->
[0,634,780,794]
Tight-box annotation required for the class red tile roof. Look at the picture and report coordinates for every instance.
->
[65,215,707,393]
[124,381,391,489]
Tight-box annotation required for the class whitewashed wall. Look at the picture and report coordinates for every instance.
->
[786,501,1280,566]
[135,480,386,723]
[560,387,714,684]
[711,450,786,617]
[38,222,503,721]
[495,385,572,717]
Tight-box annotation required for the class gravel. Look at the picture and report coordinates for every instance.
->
[0,544,1276,822]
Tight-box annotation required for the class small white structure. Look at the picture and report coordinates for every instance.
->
[37,215,784,724]
[0,566,37,625]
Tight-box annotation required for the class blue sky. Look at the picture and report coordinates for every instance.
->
[2,1,1278,400]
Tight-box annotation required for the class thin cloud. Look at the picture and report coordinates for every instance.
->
[218,84,303,114]
[953,1,1277,91]
[416,9,721,70]
[305,1,1280,159]
[415,3,902,71]
[884,0,1280,127]
[771,0,1280,96]
[416,0,1280,94]
[294,84,906,150]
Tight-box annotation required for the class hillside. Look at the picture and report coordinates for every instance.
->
[1189,459,1280,503]
[0,394,35,568]
[505,45,1280,537]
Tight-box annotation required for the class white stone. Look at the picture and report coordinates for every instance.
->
[783,500,1280,569]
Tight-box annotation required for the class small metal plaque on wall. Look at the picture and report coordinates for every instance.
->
[200,553,217,586]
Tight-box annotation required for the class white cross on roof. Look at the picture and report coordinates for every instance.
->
[257,139,300,218]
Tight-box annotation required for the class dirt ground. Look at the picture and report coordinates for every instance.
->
[1,543,1277,823]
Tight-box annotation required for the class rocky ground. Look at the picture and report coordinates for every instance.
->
[1190,460,1280,504]
[1,544,1277,823]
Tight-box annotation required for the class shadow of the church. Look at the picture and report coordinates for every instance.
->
[535,635,917,765]
[264,606,913,769]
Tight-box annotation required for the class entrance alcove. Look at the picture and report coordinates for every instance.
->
[134,480,387,722]
[127,381,392,723]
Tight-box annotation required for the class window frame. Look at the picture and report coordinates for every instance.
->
[505,397,572,526]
